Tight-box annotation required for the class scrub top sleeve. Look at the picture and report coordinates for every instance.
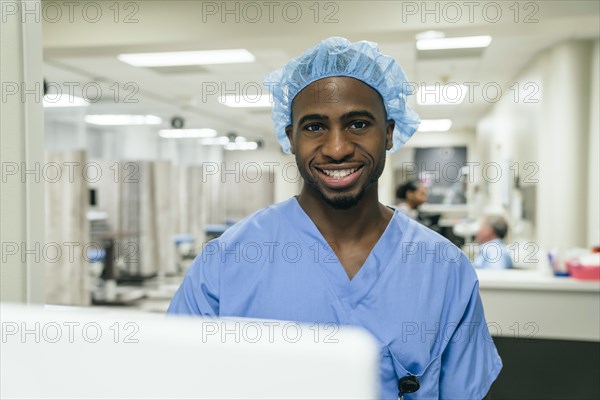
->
[166,253,220,317]
[438,280,502,399]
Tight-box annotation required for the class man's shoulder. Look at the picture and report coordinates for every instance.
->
[391,211,476,278]
[392,210,454,247]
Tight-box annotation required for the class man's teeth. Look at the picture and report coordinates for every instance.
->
[322,168,357,179]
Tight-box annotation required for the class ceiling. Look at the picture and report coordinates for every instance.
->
[42,0,600,147]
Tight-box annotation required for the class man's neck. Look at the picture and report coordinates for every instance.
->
[296,185,393,243]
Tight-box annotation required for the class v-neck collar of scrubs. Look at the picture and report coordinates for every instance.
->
[288,196,405,309]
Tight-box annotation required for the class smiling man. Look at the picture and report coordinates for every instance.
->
[168,37,501,399]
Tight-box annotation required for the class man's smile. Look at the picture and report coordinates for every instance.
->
[314,164,365,189]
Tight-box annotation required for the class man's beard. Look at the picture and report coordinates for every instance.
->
[296,152,386,210]
[320,189,366,210]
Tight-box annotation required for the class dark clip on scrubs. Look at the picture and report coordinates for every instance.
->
[398,374,420,399]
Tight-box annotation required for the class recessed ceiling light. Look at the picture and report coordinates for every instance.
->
[416,35,492,50]
[159,129,217,139]
[218,94,272,108]
[43,95,89,108]
[85,115,162,126]
[418,119,453,132]
[417,85,468,105]
[118,49,255,67]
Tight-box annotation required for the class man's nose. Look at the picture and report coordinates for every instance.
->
[320,128,354,160]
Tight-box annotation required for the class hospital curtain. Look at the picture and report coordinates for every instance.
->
[173,165,210,244]
[153,161,176,276]
[91,159,176,278]
[223,170,276,220]
[45,150,91,305]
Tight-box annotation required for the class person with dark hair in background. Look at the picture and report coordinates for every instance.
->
[473,215,514,269]
[395,180,428,219]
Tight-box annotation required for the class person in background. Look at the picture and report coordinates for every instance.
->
[473,215,514,269]
[395,180,428,219]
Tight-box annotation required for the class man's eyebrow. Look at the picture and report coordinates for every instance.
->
[341,110,378,121]
[297,114,329,126]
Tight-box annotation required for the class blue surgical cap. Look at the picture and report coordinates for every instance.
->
[263,36,420,154]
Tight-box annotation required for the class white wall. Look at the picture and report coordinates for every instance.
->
[1,1,45,303]
[541,41,591,250]
[588,41,600,247]
[378,152,396,207]
[478,39,598,249]
[477,67,543,215]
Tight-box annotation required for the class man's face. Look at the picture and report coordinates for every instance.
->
[407,186,428,208]
[285,76,394,209]
[476,220,495,244]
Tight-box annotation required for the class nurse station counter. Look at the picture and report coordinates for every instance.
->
[476,268,600,399]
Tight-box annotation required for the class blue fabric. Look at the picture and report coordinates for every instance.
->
[168,198,502,399]
[473,239,513,269]
[263,37,420,154]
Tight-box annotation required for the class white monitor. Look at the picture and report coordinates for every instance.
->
[0,304,379,399]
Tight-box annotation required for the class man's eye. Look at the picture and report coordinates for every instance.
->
[349,121,369,129]
[305,124,324,132]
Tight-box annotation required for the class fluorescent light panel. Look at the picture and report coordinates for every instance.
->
[225,142,258,151]
[198,136,230,145]
[415,30,445,40]
[417,35,492,50]
[418,119,453,132]
[196,135,259,150]
[159,129,217,139]
[118,49,255,67]
[43,94,88,108]
[85,115,162,126]
[219,94,272,108]
[417,85,468,105]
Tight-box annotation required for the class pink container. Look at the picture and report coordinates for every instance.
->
[566,259,600,280]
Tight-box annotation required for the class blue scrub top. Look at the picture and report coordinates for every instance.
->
[168,197,502,399]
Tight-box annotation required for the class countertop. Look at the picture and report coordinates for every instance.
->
[477,268,600,292]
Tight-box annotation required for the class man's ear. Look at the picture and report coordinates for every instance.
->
[285,125,295,154]
[385,119,395,151]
